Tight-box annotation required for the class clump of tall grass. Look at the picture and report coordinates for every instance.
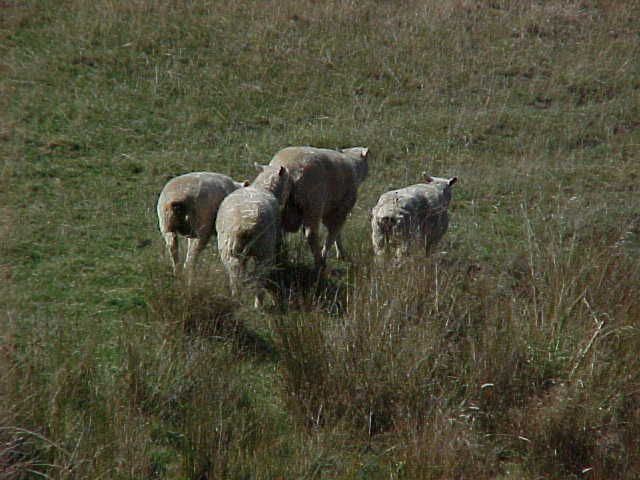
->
[0,265,291,479]
[276,199,640,478]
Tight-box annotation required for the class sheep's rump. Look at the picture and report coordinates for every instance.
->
[216,187,282,266]
[157,172,241,238]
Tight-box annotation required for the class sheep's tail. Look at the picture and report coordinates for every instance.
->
[162,201,190,233]
[218,227,253,264]
[229,229,254,257]
[282,201,303,233]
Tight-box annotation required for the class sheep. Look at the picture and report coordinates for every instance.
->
[216,164,292,308]
[268,146,370,271]
[157,172,246,275]
[371,175,458,260]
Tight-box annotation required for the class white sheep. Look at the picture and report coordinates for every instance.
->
[157,172,246,275]
[371,175,458,259]
[216,164,292,308]
[268,146,369,271]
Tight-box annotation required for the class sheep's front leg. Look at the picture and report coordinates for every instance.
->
[163,232,180,274]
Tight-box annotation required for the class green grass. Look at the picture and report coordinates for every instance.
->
[2,0,640,478]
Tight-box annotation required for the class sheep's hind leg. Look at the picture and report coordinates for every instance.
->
[304,225,325,272]
[163,232,180,275]
[321,215,348,263]
[222,255,244,297]
[333,233,350,261]
[185,236,209,272]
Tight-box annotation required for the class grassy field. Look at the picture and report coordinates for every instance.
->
[1,0,640,478]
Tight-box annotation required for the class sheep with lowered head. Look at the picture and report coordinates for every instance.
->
[157,172,246,275]
[216,164,292,308]
[371,174,458,260]
[268,146,369,271]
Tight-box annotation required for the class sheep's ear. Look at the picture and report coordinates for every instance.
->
[254,162,266,172]
[361,147,369,160]
[449,177,458,186]
[424,174,434,183]
[243,180,250,187]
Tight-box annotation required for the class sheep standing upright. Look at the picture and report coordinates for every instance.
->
[268,146,369,271]
[157,172,246,275]
[216,165,292,308]
[371,175,458,259]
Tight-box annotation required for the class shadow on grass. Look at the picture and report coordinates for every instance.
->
[147,258,350,362]
[267,261,347,315]
[147,273,279,361]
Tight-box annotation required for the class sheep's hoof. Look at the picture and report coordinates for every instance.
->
[314,265,327,279]
[253,291,266,309]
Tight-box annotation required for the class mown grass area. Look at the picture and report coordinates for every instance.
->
[1,0,640,478]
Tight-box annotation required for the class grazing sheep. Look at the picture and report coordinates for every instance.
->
[157,172,246,275]
[216,164,292,308]
[268,146,369,271]
[371,175,458,259]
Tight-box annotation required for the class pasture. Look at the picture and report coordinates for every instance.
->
[1,1,639,478]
